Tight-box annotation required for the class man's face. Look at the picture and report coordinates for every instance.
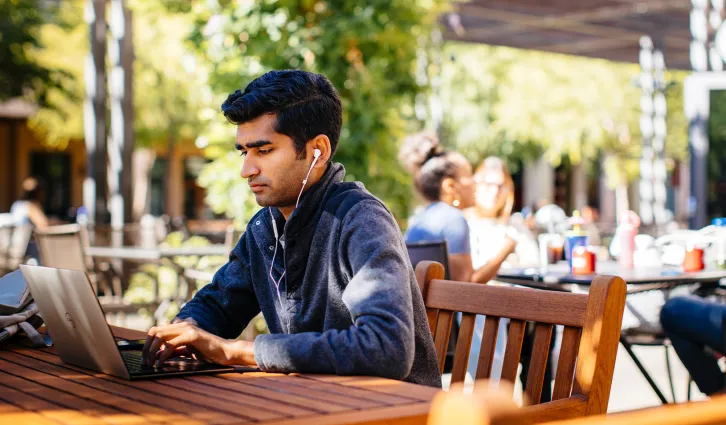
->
[236,114,309,208]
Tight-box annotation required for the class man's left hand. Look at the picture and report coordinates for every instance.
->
[142,321,256,367]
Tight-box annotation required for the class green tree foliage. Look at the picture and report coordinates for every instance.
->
[28,1,206,149]
[184,0,446,224]
[438,43,689,188]
[0,0,74,111]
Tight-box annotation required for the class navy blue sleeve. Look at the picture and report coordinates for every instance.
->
[444,214,471,255]
[176,232,260,339]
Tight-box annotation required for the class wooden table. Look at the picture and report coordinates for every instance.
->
[496,260,726,289]
[87,245,230,261]
[0,327,439,425]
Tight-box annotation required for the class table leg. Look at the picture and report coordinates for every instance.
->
[620,335,669,404]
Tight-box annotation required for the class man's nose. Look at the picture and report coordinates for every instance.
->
[241,156,260,179]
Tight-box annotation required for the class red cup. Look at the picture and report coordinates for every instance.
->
[572,246,596,275]
[683,247,705,272]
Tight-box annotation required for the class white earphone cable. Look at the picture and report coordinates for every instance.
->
[268,148,321,331]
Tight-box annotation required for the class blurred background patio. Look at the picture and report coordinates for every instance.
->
[2,0,725,413]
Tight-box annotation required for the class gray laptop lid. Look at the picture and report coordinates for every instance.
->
[19,265,130,379]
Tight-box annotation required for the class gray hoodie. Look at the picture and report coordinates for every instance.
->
[177,162,441,387]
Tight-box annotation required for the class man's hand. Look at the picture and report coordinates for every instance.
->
[141,319,257,367]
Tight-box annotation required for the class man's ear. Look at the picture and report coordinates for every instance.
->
[309,134,332,167]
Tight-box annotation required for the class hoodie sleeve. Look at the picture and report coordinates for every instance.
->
[253,200,416,380]
[176,231,260,339]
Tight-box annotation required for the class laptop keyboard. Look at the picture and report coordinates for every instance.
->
[120,350,217,375]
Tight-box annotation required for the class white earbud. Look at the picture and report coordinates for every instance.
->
[296,148,322,208]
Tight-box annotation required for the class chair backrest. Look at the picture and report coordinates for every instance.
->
[34,224,92,272]
[0,224,13,273]
[416,261,626,423]
[407,241,450,279]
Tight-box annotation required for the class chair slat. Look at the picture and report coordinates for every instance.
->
[500,319,526,394]
[525,323,554,405]
[427,280,588,327]
[426,309,439,337]
[433,310,454,373]
[474,316,501,381]
[450,313,476,384]
[553,326,583,400]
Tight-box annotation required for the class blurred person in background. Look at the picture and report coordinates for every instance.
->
[466,157,548,393]
[466,157,539,268]
[401,135,520,385]
[401,133,515,284]
[11,177,49,229]
[581,204,601,248]
[660,296,726,396]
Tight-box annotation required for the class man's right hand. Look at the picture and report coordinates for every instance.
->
[141,317,198,366]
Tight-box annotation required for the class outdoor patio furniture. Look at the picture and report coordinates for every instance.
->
[0,325,439,425]
[495,261,726,405]
[224,224,243,251]
[0,223,32,277]
[34,224,153,316]
[417,261,626,423]
[538,395,726,425]
[407,240,459,374]
[86,244,229,317]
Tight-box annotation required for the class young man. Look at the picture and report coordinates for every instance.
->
[142,70,441,387]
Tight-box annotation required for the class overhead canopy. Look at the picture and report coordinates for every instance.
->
[442,0,691,70]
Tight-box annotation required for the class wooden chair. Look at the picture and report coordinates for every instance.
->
[416,261,626,423]
[34,224,151,315]
[428,381,531,425]
[542,395,726,425]
[0,224,32,276]
[224,224,244,252]
[428,387,726,425]
[407,240,450,279]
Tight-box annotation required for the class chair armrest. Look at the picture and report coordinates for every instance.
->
[521,395,588,423]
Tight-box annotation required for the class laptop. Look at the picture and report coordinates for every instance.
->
[19,265,240,379]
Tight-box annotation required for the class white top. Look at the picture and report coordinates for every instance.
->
[468,217,539,268]
[10,201,31,226]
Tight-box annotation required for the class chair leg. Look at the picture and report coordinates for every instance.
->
[687,375,693,401]
[665,344,677,403]
[620,336,670,404]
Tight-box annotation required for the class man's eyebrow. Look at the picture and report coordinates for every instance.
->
[235,140,272,150]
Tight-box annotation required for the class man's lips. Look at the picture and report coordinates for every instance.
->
[249,183,266,193]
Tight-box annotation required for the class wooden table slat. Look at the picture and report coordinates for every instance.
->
[297,375,439,402]
[188,375,350,414]
[0,354,176,425]
[7,347,242,425]
[270,375,422,406]
[0,382,133,425]
[218,373,383,410]
[161,376,313,419]
[3,346,258,423]
[0,327,439,425]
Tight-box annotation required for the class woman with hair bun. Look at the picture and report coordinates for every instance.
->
[401,132,517,385]
[401,132,515,284]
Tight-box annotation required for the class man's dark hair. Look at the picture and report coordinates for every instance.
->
[221,70,343,159]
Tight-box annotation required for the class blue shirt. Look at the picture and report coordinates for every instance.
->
[405,202,471,255]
